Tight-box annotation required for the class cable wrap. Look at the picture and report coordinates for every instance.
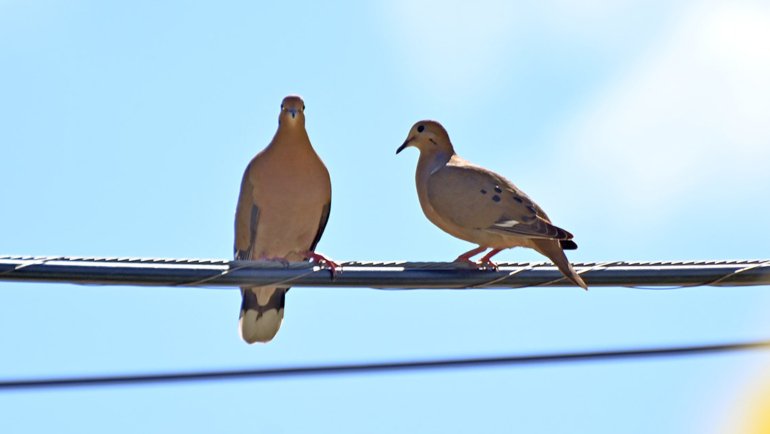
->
[1,256,769,289]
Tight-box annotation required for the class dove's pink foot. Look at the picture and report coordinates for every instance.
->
[453,246,487,266]
[304,251,340,276]
[478,248,503,270]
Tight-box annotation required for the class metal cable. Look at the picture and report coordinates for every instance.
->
[1,339,768,391]
[1,256,769,289]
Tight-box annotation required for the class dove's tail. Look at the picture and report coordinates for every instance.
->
[531,239,588,290]
[239,286,288,343]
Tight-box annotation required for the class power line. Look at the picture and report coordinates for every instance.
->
[1,256,769,289]
[2,339,769,391]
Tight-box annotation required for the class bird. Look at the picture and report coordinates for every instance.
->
[396,120,587,290]
[234,95,335,343]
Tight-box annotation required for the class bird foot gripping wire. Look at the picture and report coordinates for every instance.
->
[304,251,340,279]
[476,248,503,271]
[450,258,499,271]
[452,257,481,269]
[477,259,499,271]
[452,246,487,269]
[452,247,501,271]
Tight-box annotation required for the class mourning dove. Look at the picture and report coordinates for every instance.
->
[234,95,335,343]
[397,120,587,290]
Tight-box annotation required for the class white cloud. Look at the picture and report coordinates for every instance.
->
[560,1,770,220]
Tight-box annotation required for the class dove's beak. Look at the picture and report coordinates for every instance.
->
[396,137,413,154]
[288,108,298,119]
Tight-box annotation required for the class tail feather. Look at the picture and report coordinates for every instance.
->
[531,239,588,290]
[239,286,288,343]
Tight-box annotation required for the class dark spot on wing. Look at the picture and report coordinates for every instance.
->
[513,196,523,203]
[480,189,487,194]
[560,240,578,250]
[492,195,501,202]
[494,185,502,193]
[527,205,537,214]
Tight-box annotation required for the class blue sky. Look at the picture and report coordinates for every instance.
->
[1,1,770,432]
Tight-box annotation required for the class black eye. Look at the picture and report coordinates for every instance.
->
[281,103,284,110]
[302,105,306,110]
[417,125,425,133]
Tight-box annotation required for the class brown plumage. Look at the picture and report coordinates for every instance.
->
[397,120,587,290]
[234,95,333,343]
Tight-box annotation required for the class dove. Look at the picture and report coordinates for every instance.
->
[234,95,335,343]
[396,120,587,289]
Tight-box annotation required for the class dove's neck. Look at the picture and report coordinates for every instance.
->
[272,125,312,149]
[417,151,453,179]
[415,151,453,228]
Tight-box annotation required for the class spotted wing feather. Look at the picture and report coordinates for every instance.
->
[427,162,574,241]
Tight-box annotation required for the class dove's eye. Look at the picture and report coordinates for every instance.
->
[417,125,425,133]
[281,103,284,110]
[303,105,306,110]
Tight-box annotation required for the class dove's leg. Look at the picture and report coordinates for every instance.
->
[453,246,487,265]
[478,249,503,270]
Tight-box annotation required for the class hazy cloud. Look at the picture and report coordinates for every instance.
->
[560,1,770,221]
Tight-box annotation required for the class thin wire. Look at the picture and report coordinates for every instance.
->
[629,260,770,290]
[703,260,770,286]
[176,262,323,288]
[529,260,625,289]
[175,262,251,286]
[2,339,769,391]
[468,264,534,288]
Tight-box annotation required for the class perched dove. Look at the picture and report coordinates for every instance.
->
[397,120,587,289]
[234,95,335,343]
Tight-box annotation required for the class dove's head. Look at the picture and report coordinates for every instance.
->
[278,95,306,127]
[397,120,454,156]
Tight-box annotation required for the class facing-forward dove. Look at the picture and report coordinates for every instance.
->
[234,95,335,343]
[396,120,587,289]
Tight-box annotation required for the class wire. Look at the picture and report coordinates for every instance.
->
[2,339,769,391]
[1,256,769,289]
